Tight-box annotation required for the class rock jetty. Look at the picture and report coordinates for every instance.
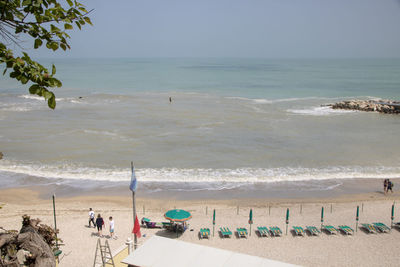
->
[328,99,400,114]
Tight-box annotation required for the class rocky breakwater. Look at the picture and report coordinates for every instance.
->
[329,99,400,114]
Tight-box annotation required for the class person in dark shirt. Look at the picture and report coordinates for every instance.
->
[96,214,104,237]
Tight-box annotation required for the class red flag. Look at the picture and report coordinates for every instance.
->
[132,215,141,238]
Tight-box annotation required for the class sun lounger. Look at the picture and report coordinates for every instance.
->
[141,217,151,225]
[199,228,210,239]
[361,223,378,234]
[338,225,354,235]
[141,217,163,228]
[323,225,338,235]
[373,222,391,233]
[257,226,269,237]
[220,227,232,238]
[292,226,305,236]
[269,226,282,237]
[306,226,321,236]
[236,228,248,238]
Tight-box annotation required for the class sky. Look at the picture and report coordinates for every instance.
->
[27,0,400,58]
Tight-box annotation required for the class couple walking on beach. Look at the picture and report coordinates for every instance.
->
[88,208,116,239]
[384,179,394,194]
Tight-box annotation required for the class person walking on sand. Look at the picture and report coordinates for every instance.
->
[88,208,96,228]
[387,180,394,193]
[109,216,115,239]
[96,214,104,237]
[384,179,389,194]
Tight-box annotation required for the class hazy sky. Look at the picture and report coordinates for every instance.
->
[29,0,400,58]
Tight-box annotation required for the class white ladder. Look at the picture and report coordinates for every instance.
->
[93,239,115,267]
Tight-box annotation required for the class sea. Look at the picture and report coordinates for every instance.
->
[1,58,400,199]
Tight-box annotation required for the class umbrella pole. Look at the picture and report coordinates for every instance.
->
[52,194,58,249]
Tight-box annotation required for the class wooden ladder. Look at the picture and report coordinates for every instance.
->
[93,239,115,267]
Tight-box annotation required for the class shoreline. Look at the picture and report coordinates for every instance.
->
[1,177,400,206]
[1,177,399,202]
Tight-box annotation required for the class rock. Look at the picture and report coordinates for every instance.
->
[328,99,400,114]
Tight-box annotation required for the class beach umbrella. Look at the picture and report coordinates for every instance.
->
[356,206,359,232]
[286,208,289,235]
[391,204,395,228]
[249,209,253,236]
[164,209,192,222]
[213,209,216,237]
[321,206,324,230]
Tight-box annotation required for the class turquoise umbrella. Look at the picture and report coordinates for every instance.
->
[286,208,289,235]
[321,207,324,230]
[356,206,359,232]
[213,209,216,237]
[249,209,253,236]
[164,209,192,222]
[391,204,395,228]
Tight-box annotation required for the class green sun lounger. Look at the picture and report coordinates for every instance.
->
[293,226,305,236]
[361,223,378,234]
[269,226,282,237]
[236,228,248,238]
[306,226,321,236]
[338,225,354,235]
[323,225,338,235]
[373,222,391,233]
[199,228,210,239]
[257,226,269,237]
[220,227,232,238]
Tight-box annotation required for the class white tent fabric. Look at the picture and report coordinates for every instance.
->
[121,236,299,267]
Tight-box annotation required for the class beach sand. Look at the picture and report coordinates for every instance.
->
[1,188,400,267]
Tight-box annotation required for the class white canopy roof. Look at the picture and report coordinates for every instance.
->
[122,236,299,267]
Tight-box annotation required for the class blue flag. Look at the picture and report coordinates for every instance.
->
[130,165,137,192]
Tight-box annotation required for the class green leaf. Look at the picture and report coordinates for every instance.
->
[64,23,73,30]
[52,64,56,75]
[20,76,28,84]
[48,95,56,109]
[2,69,6,76]
[29,84,41,94]
[60,43,67,51]
[34,39,43,49]
[66,0,73,6]
[75,21,81,30]
[51,42,59,51]
[43,90,53,100]
[84,17,92,25]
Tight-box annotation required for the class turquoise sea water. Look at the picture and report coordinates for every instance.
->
[0,58,400,193]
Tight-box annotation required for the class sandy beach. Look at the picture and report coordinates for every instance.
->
[1,187,400,267]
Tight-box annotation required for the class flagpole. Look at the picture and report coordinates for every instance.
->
[131,162,137,250]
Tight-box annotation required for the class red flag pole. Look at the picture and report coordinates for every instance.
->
[131,162,137,250]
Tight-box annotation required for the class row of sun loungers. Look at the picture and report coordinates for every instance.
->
[361,223,391,234]
[143,218,393,239]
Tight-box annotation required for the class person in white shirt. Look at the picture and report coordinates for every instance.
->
[109,216,115,238]
[88,208,96,228]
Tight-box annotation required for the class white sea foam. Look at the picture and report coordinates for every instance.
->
[19,95,45,101]
[83,129,119,137]
[287,106,358,116]
[0,160,399,184]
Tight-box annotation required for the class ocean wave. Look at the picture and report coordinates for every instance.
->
[0,160,399,184]
[287,106,358,116]
[19,95,45,101]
